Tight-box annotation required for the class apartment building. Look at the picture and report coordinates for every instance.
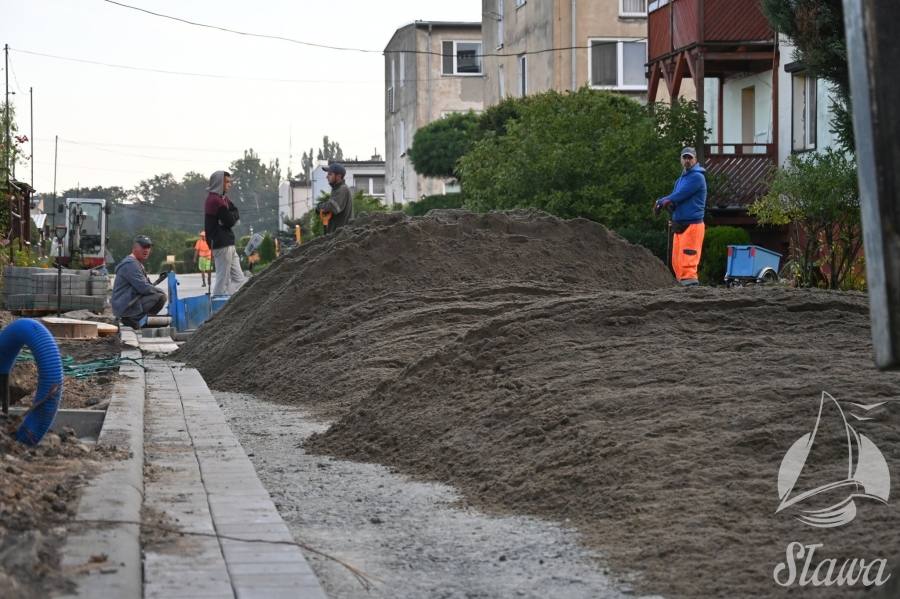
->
[384,21,484,204]
[481,0,648,107]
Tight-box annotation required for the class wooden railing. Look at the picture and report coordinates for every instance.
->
[704,143,776,208]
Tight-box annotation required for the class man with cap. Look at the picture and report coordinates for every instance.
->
[204,170,243,295]
[193,231,212,287]
[111,235,168,330]
[654,147,708,287]
[316,162,354,235]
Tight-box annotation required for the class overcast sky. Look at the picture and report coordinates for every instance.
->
[3,0,480,195]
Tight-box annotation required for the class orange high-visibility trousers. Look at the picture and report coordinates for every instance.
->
[672,223,705,284]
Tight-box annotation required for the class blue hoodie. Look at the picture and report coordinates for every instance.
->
[657,164,707,224]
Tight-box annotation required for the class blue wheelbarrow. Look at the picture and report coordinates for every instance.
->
[724,245,782,287]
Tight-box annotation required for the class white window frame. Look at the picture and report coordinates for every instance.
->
[648,0,669,13]
[517,54,527,97]
[443,40,484,76]
[620,0,648,17]
[516,0,526,7]
[399,52,405,87]
[588,38,648,91]
[792,73,818,152]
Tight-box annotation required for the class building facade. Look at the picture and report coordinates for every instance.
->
[384,21,484,205]
[481,0,648,108]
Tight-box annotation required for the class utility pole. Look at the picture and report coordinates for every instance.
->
[53,135,58,229]
[4,44,9,183]
[30,87,33,190]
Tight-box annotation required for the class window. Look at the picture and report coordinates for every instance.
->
[442,41,483,75]
[357,176,386,196]
[498,65,505,98]
[648,0,668,13]
[589,39,647,90]
[388,59,395,113]
[444,181,461,194]
[620,0,647,16]
[792,74,817,152]
[497,0,504,48]
[517,54,527,97]
[516,0,526,7]
[400,52,405,87]
[400,121,406,156]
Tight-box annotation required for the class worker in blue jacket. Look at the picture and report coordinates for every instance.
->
[654,147,707,286]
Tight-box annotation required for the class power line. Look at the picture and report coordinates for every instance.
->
[35,138,286,154]
[6,54,27,95]
[10,48,379,84]
[57,137,242,164]
[101,0,383,54]
[98,1,643,59]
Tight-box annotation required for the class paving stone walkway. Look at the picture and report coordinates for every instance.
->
[142,358,326,599]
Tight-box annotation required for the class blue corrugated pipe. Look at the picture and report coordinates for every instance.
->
[0,320,63,445]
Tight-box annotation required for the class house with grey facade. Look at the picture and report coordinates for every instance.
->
[384,21,484,205]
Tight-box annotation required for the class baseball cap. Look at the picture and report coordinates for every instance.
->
[133,235,153,248]
[681,147,697,158]
[323,163,346,176]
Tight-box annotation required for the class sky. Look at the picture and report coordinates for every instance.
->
[2,0,481,195]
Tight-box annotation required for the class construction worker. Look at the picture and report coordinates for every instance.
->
[111,235,167,330]
[316,163,354,234]
[204,170,243,295]
[654,147,707,287]
[193,231,212,287]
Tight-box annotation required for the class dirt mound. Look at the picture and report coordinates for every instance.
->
[305,286,900,598]
[176,210,675,411]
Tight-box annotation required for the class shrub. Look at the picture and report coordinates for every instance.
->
[259,233,277,263]
[699,226,751,285]
[403,193,464,217]
[614,226,668,262]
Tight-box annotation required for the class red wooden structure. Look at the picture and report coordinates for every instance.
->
[648,0,778,212]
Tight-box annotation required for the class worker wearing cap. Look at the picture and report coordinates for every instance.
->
[654,147,707,287]
[111,235,168,330]
[316,163,354,234]
[193,231,212,287]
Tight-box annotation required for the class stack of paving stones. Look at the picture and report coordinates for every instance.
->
[2,266,108,312]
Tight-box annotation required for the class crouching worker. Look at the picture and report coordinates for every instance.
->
[654,147,707,287]
[112,235,168,330]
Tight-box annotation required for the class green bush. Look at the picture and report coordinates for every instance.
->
[259,233,277,263]
[614,226,668,262]
[403,193,464,217]
[699,226,751,285]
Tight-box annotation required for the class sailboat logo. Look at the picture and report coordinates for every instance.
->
[776,392,890,528]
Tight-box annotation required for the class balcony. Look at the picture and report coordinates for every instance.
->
[704,143,775,209]
[648,0,775,63]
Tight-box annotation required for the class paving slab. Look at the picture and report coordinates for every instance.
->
[142,357,327,598]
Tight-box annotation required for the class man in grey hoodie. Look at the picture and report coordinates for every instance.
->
[204,170,244,295]
[111,235,167,329]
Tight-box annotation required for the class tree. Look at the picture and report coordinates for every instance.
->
[300,148,314,180]
[749,148,863,289]
[403,193,464,216]
[316,136,343,162]
[407,112,481,179]
[229,149,282,238]
[760,0,852,151]
[456,88,708,230]
[259,233,277,264]
[0,102,27,197]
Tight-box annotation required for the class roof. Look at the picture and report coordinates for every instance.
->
[32,213,47,229]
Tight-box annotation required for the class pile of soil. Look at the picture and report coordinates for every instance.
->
[178,209,900,597]
[0,424,120,598]
[177,209,674,416]
[10,336,125,410]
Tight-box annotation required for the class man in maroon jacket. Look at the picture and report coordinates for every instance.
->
[204,170,244,295]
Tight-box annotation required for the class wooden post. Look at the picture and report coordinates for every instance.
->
[843,0,900,369]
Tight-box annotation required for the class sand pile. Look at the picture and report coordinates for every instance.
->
[306,286,900,598]
[177,209,674,411]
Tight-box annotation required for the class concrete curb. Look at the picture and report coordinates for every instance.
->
[58,335,145,599]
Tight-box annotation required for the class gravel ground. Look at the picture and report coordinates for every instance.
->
[216,391,665,599]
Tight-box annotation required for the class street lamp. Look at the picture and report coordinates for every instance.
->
[55,225,67,317]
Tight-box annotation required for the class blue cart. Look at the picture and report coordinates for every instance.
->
[166,273,228,332]
[724,245,782,287]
